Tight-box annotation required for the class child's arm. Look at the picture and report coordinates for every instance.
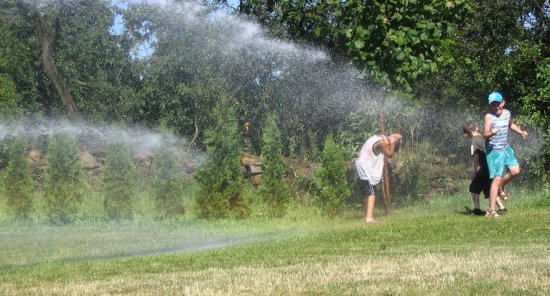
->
[483,114,497,140]
[509,121,528,139]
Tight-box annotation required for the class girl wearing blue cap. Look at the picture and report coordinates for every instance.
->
[483,92,529,218]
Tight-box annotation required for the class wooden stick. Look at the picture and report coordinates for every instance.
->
[379,104,392,214]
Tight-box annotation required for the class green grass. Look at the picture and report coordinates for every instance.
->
[0,186,549,295]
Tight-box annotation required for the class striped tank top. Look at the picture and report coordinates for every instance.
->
[487,109,510,151]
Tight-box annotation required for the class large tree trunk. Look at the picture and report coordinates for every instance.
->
[31,6,82,121]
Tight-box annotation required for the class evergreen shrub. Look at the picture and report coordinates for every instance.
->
[195,97,249,218]
[260,113,290,217]
[3,138,34,220]
[102,142,137,220]
[314,135,351,216]
[43,133,84,224]
[152,144,185,218]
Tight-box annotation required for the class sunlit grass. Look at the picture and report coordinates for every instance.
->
[0,187,549,295]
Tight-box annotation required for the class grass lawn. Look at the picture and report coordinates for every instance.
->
[0,187,549,295]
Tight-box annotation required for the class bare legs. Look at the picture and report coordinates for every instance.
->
[489,167,520,213]
[500,166,520,188]
[364,195,376,222]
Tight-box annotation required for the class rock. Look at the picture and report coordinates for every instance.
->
[242,153,262,165]
[249,174,263,185]
[79,151,101,169]
[28,150,42,161]
[133,149,154,168]
[293,164,317,177]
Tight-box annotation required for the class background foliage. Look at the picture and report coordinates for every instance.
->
[0,0,547,222]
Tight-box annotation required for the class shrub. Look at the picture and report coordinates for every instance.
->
[314,135,351,216]
[152,144,185,218]
[76,190,105,222]
[195,97,249,218]
[260,113,290,217]
[392,140,434,203]
[43,133,84,224]
[3,138,34,220]
[102,142,137,220]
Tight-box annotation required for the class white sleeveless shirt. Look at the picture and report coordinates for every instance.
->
[355,135,384,185]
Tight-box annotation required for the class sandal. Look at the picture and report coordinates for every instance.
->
[497,208,507,215]
[498,187,509,200]
[486,210,500,218]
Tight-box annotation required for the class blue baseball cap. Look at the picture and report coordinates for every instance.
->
[488,92,504,104]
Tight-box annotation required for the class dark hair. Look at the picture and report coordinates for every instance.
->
[463,121,476,135]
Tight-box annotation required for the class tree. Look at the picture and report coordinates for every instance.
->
[120,1,367,158]
[234,0,471,91]
[518,61,550,130]
[54,0,138,122]
[121,2,216,143]
[314,135,350,216]
[0,15,44,117]
[0,73,23,120]
[44,133,84,224]
[195,97,249,218]
[260,113,290,217]
[22,1,82,120]
[416,1,549,107]
[413,0,549,180]
[1,0,138,121]
[0,24,23,120]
